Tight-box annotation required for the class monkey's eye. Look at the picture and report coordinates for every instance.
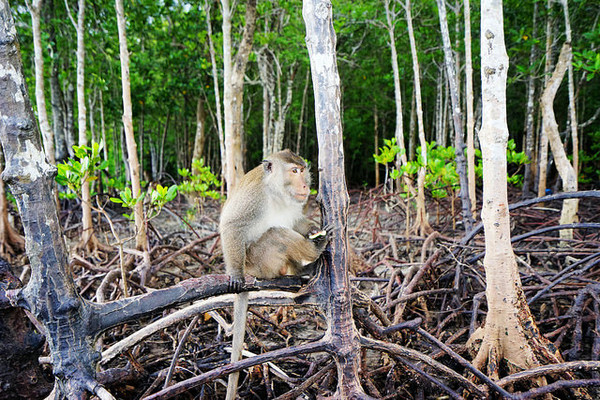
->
[292,167,300,174]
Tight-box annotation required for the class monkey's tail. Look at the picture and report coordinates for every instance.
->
[226,291,249,400]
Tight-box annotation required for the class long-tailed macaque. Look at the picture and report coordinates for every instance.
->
[219,149,328,400]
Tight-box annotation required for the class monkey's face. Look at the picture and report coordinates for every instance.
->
[286,164,310,203]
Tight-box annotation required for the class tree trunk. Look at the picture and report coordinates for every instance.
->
[464,0,477,214]
[221,0,257,192]
[204,0,225,180]
[27,0,55,166]
[71,0,97,251]
[522,2,539,197]
[541,44,579,240]
[470,0,562,379]
[560,0,578,178]
[303,1,373,398]
[374,105,380,187]
[405,0,432,236]
[436,0,473,231]
[383,0,410,193]
[296,68,310,154]
[537,0,553,197]
[65,81,75,157]
[115,0,147,254]
[192,96,207,173]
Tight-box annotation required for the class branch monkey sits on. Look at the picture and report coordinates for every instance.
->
[219,149,328,399]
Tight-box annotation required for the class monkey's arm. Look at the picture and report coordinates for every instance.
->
[292,217,321,237]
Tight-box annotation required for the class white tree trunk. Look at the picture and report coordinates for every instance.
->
[541,44,578,240]
[537,0,553,197]
[522,2,538,196]
[27,0,55,165]
[192,96,206,173]
[203,0,225,180]
[560,0,578,177]
[471,0,559,376]
[116,0,147,253]
[405,0,431,235]
[464,0,476,215]
[383,0,409,192]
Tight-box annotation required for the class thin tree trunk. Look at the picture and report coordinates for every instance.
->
[192,96,207,173]
[541,44,578,241]
[383,0,410,193]
[522,2,539,197]
[471,0,563,379]
[204,0,225,179]
[303,1,373,397]
[374,105,380,187]
[537,0,553,197]
[26,0,55,165]
[560,0,578,178]
[0,152,25,256]
[64,81,75,157]
[435,0,473,231]
[408,90,416,161]
[405,0,432,236]
[67,0,96,250]
[296,68,310,154]
[116,0,147,254]
[221,0,257,192]
[464,0,477,215]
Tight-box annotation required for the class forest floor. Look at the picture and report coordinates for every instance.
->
[11,187,600,399]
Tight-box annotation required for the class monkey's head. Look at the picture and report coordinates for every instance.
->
[262,149,311,204]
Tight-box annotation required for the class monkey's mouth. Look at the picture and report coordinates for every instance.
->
[294,192,309,202]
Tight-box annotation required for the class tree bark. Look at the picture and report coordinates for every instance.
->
[464,0,477,214]
[192,96,207,173]
[404,0,432,236]
[26,0,55,166]
[383,0,410,193]
[559,0,578,177]
[436,0,473,231]
[221,0,257,192]
[540,43,578,240]
[470,0,562,379]
[204,0,225,181]
[522,1,539,197]
[115,0,147,254]
[303,1,373,398]
[537,0,553,197]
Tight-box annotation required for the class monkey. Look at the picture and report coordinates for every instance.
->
[219,149,328,400]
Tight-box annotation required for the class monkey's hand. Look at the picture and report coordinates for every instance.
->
[228,275,245,293]
[308,224,332,251]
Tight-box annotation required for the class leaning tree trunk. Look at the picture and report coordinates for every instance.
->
[469,0,563,380]
[221,0,257,192]
[303,1,373,398]
[436,0,473,231]
[541,43,578,241]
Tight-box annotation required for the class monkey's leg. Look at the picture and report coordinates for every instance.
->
[226,291,249,400]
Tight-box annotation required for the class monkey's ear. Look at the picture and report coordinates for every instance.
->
[262,159,273,173]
